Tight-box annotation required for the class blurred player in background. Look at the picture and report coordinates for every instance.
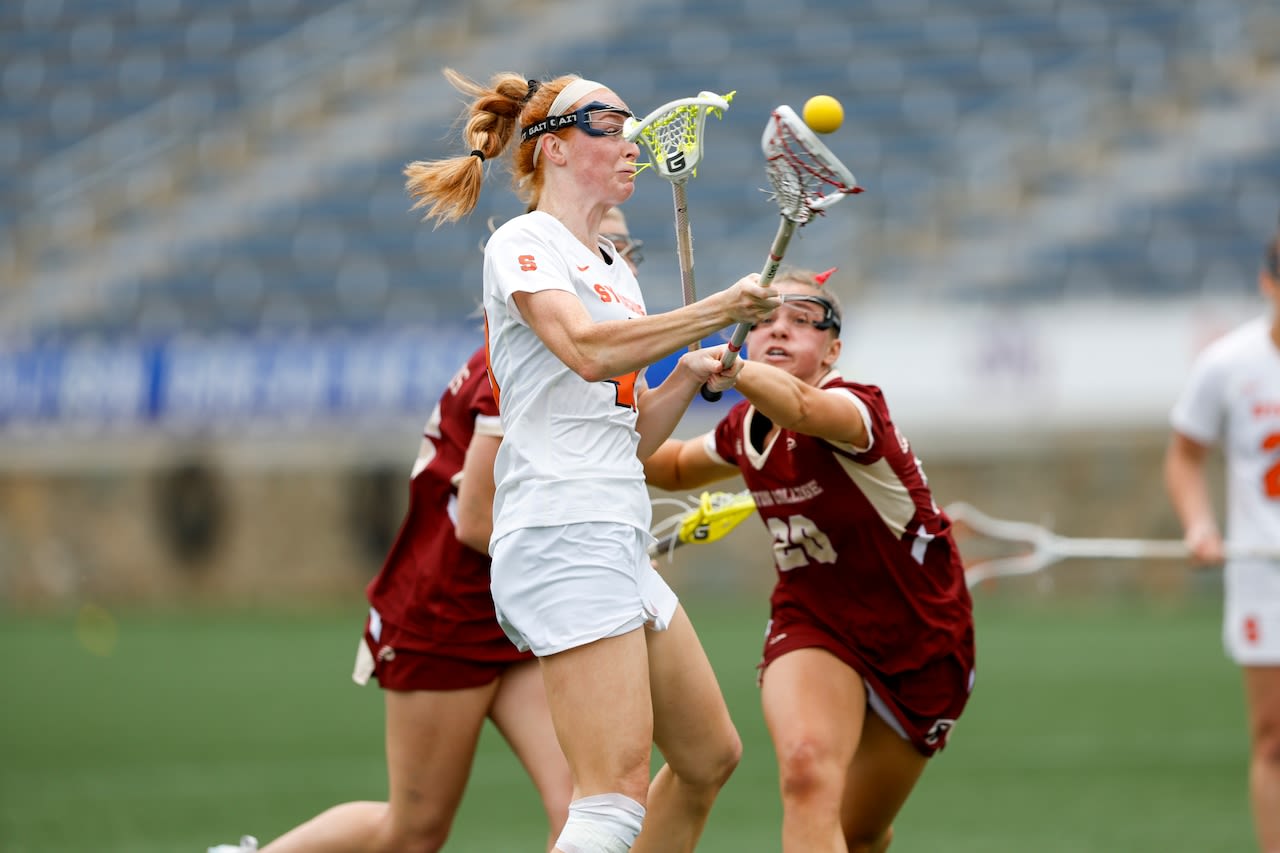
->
[1165,229,1280,853]
[209,341,568,853]
[207,209,644,853]
[644,268,976,853]
[402,68,780,853]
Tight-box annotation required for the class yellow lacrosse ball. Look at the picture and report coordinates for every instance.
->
[802,94,844,134]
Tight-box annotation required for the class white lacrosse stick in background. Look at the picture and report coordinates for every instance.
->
[947,501,1280,589]
[705,105,863,401]
[625,91,733,398]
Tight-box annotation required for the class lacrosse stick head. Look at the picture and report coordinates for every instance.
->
[648,489,756,561]
[946,501,1057,589]
[624,91,733,184]
[763,105,862,225]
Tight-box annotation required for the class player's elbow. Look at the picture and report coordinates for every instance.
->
[558,332,634,383]
[771,386,864,445]
[770,386,817,433]
[574,358,615,383]
[552,342,612,383]
[644,462,682,492]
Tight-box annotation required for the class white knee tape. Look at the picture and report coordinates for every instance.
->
[554,793,646,853]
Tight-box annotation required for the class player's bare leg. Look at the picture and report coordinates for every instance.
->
[761,648,865,853]
[633,606,741,853]
[260,681,497,853]
[1244,665,1280,853]
[839,712,927,853]
[489,659,574,852]
[539,629,654,851]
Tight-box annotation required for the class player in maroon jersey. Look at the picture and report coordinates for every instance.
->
[210,212,645,853]
[644,268,975,853]
[209,346,569,853]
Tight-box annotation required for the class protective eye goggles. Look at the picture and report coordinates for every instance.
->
[601,233,644,266]
[520,101,634,144]
[779,294,841,334]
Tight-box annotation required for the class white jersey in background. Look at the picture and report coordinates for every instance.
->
[483,210,651,544]
[1171,314,1280,663]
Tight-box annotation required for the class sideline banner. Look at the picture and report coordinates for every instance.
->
[0,300,1254,449]
[0,327,480,434]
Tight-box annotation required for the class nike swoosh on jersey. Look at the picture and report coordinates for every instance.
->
[577,265,590,271]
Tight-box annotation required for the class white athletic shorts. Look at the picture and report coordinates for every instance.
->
[1223,558,1280,665]
[490,521,679,657]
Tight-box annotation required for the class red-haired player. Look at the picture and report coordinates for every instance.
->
[211,211,646,853]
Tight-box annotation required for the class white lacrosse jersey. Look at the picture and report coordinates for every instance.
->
[1170,314,1280,663]
[483,211,651,544]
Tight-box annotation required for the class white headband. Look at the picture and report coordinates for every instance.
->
[531,77,605,166]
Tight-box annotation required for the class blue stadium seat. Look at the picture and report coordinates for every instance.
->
[6,0,1280,334]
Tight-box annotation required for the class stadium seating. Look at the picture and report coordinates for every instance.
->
[2,0,1278,338]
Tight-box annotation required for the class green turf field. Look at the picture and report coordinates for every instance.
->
[0,591,1254,852]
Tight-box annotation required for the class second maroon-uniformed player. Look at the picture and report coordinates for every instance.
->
[361,345,530,680]
[235,348,572,853]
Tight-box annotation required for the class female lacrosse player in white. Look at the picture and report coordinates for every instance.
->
[399,69,780,853]
[1165,230,1280,853]
[209,210,651,853]
[644,268,976,853]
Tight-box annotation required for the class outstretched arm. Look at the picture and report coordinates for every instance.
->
[733,361,868,447]
[512,275,777,383]
[643,435,737,493]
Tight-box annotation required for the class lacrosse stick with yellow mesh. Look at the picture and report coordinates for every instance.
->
[625,91,733,398]
[705,104,863,401]
[649,489,757,560]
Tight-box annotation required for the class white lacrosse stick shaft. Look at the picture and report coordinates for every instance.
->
[946,501,1280,588]
[723,216,798,365]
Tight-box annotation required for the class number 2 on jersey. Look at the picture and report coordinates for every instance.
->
[1263,432,1280,498]
[607,371,638,411]
[766,514,837,571]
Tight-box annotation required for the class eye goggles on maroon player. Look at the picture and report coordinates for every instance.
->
[778,294,841,334]
[600,232,644,266]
